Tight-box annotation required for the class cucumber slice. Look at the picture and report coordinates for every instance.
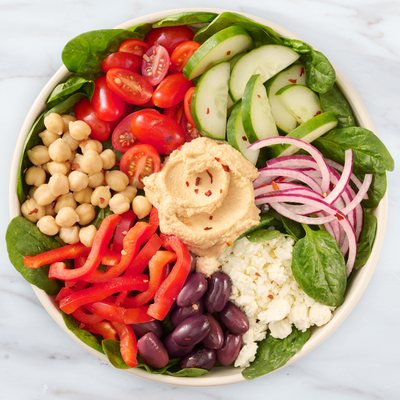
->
[267,64,306,133]
[191,62,230,140]
[276,84,321,124]
[229,45,300,101]
[227,102,260,164]
[183,26,252,80]
[242,74,278,143]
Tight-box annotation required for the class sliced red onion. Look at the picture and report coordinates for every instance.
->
[342,174,373,215]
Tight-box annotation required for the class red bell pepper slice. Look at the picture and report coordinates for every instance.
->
[147,236,191,320]
[55,287,74,302]
[149,207,159,233]
[59,275,149,314]
[112,210,136,253]
[124,250,176,308]
[72,307,104,324]
[122,306,154,324]
[112,322,138,367]
[101,250,121,266]
[86,302,125,323]
[84,321,118,340]
[48,214,121,281]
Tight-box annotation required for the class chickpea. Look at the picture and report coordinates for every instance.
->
[25,166,46,187]
[27,145,50,166]
[33,184,56,206]
[68,150,76,163]
[48,173,69,197]
[109,194,130,215]
[59,225,80,244]
[79,225,97,247]
[91,186,111,208]
[68,171,89,192]
[69,120,91,141]
[55,193,76,213]
[73,187,93,204]
[28,186,37,199]
[44,202,56,217]
[48,138,72,162]
[62,132,79,151]
[21,198,45,222]
[39,129,59,146]
[55,206,80,228]
[100,149,116,170]
[61,114,76,133]
[37,216,60,236]
[80,139,103,154]
[71,153,83,172]
[44,112,64,135]
[87,172,104,189]
[47,161,70,176]
[80,150,103,174]
[132,195,152,219]
[75,203,96,226]
[105,170,129,192]
[119,186,137,202]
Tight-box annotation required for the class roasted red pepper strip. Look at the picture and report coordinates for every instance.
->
[84,321,118,340]
[123,306,154,324]
[55,287,74,302]
[112,322,138,367]
[72,307,104,324]
[147,236,191,320]
[124,250,176,307]
[86,302,125,323]
[101,250,121,266]
[112,210,136,253]
[149,207,159,232]
[49,214,121,281]
[59,275,149,314]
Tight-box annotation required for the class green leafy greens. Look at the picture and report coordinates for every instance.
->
[354,211,377,269]
[152,11,218,28]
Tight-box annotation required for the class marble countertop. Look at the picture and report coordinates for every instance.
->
[1,0,399,398]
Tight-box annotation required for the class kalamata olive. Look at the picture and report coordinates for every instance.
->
[176,273,208,307]
[219,302,249,334]
[204,271,231,313]
[170,314,210,347]
[132,320,163,338]
[170,301,204,327]
[216,334,243,366]
[202,314,224,350]
[163,334,193,357]
[137,332,169,369]
[181,348,216,370]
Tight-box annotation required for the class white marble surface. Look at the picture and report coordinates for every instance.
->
[1,0,399,398]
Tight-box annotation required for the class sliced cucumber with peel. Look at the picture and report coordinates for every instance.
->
[191,62,230,140]
[229,45,300,101]
[242,74,278,143]
[227,102,260,164]
[267,64,306,133]
[183,26,253,80]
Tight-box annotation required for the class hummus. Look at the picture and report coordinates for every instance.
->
[143,137,260,257]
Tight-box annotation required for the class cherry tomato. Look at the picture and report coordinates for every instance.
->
[183,86,196,127]
[152,73,193,108]
[106,68,153,105]
[180,112,200,142]
[111,113,137,153]
[91,76,126,122]
[170,41,200,72]
[119,39,150,57]
[141,45,170,86]
[120,144,161,188]
[145,26,194,54]
[130,109,186,155]
[74,98,112,141]
[163,103,184,123]
[101,52,141,73]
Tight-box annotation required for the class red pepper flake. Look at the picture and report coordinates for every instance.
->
[99,197,105,204]
[242,135,248,142]
[215,157,221,162]
[204,190,212,197]
[226,50,232,55]
[226,241,232,246]
[185,181,190,187]
[300,67,305,76]
[268,294,274,300]
[257,94,261,99]
[288,78,297,84]
[222,164,230,172]
[220,189,223,193]
[195,177,201,186]
[272,180,280,191]
[209,215,213,220]
[206,107,210,115]
[255,272,261,277]
[314,110,321,116]
[194,189,199,194]
[335,212,344,221]
[206,169,213,184]
[28,208,38,215]
[204,226,212,231]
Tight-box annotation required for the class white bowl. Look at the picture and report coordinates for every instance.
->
[8,7,388,386]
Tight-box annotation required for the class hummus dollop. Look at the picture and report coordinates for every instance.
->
[143,137,260,257]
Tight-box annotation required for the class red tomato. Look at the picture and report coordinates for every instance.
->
[106,68,153,105]
[141,45,170,86]
[111,112,137,153]
[74,98,112,141]
[145,26,194,54]
[180,112,200,142]
[152,73,193,108]
[170,41,200,72]
[101,52,141,73]
[120,144,161,188]
[118,39,149,57]
[163,103,184,123]
[91,76,126,122]
[183,86,196,127]
[130,109,186,155]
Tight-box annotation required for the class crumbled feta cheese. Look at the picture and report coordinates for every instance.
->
[195,256,220,277]
[269,318,292,339]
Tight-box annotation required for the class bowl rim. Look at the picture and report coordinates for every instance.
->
[8,7,388,387]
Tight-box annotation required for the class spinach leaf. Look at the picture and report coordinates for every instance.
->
[279,216,305,241]
[314,127,394,174]
[354,211,377,269]
[291,225,346,306]
[6,216,62,295]
[241,212,282,237]
[242,329,311,380]
[128,23,152,36]
[152,12,217,28]
[246,229,281,243]
[137,358,180,374]
[62,29,141,77]
[303,50,336,94]
[319,84,356,127]
[281,37,312,54]
[93,207,112,229]
[166,368,208,377]
[362,173,387,209]
[102,339,129,369]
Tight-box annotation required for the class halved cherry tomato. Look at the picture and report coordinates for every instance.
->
[111,112,137,153]
[92,76,126,122]
[170,40,200,72]
[106,68,153,105]
[118,39,149,57]
[101,52,141,73]
[152,73,193,108]
[130,109,186,155]
[163,103,199,143]
[141,45,170,86]
[145,26,194,54]
[74,98,112,141]
[120,144,161,188]
[183,86,196,127]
